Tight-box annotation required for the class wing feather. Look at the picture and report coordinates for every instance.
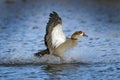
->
[44,11,66,54]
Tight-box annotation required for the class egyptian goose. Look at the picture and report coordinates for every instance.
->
[34,11,88,63]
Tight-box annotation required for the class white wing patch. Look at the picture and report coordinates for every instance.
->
[52,24,66,48]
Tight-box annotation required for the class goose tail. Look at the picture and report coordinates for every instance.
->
[34,49,49,57]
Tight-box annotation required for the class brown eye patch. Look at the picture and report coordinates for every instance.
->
[76,31,83,35]
[78,31,82,34]
[74,31,83,35]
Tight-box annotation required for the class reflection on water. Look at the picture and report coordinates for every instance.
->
[43,63,86,71]
[42,62,120,80]
[41,63,88,80]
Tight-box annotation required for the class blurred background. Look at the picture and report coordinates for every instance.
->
[0,0,120,80]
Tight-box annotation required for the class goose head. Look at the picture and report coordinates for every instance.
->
[71,31,88,40]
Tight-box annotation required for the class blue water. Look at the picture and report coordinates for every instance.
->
[0,0,120,80]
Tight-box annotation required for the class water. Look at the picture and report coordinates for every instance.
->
[0,0,120,80]
[0,63,120,80]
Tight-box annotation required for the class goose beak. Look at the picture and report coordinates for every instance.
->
[83,33,88,37]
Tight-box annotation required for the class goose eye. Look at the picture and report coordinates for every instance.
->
[78,31,82,34]
[79,31,82,34]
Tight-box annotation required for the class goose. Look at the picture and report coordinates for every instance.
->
[34,11,88,63]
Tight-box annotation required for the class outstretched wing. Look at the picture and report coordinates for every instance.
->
[44,11,66,54]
